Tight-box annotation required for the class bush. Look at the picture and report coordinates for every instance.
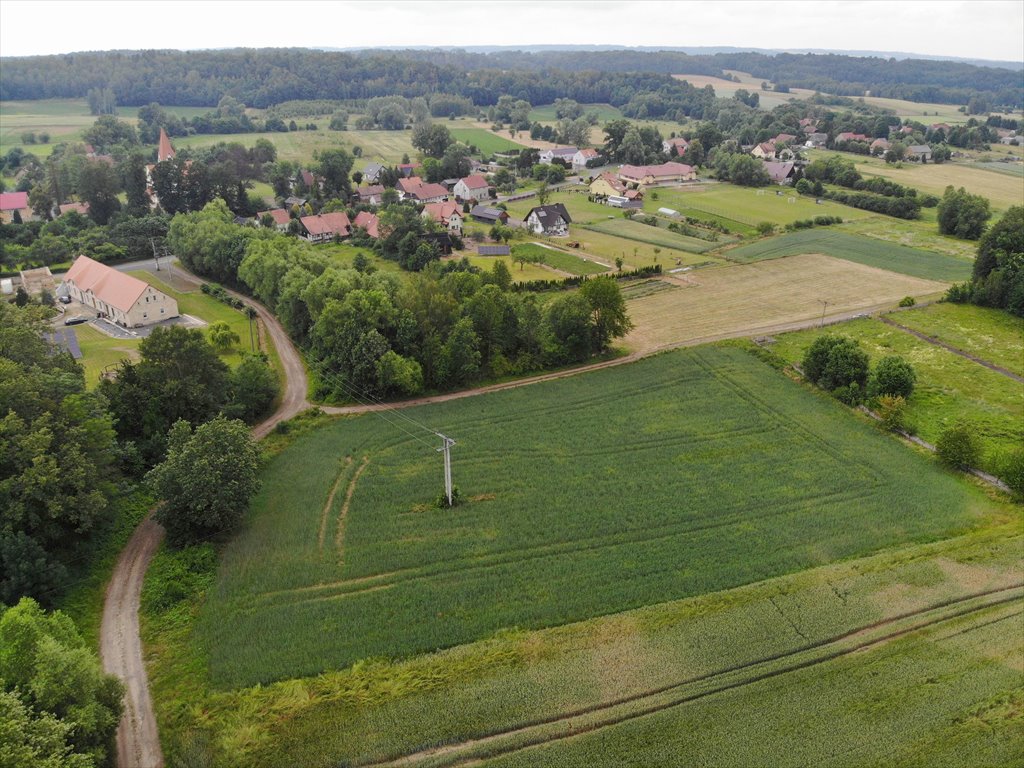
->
[756,221,775,235]
[936,423,981,470]
[898,296,916,307]
[944,282,973,303]
[876,394,908,433]
[802,334,869,393]
[992,447,1024,500]
[870,355,916,398]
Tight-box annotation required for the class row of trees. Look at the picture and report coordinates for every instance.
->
[946,206,1024,315]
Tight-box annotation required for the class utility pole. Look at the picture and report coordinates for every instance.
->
[150,238,161,271]
[436,433,456,507]
[818,299,830,328]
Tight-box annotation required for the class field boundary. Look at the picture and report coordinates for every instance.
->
[878,315,1024,383]
[362,584,1024,767]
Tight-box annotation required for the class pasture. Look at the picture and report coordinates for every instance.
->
[449,127,529,155]
[621,254,948,353]
[768,314,1024,473]
[196,345,995,690]
[721,229,973,282]
[837,216,979,261]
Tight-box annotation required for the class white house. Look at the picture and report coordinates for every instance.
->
[524,204,572,236]
[572,148,599,168]
[256,209,291,232]
[452,174,490,201]
[63,255,179,328]
[538,147,578,165]
[422,202,464,235]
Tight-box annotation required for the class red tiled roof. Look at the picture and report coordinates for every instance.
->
[357,184,386,198]
[157,128,176,162]
[300,212,351,237]
[459,174,490,190]
[422,201,462,223]
[619,162,694,179]
[353,211,380,238]
[0,191,29,211]
[258,209,291,226]
[59,202,90,216]
[577,148,599,158]
[64,255,149,313]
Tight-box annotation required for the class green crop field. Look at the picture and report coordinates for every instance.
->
[449,127,529,155]
[890,302,1024,376]
[528,103,624,123]
[721,229,973,282]
[511,243,609,275]
[582,218,720,253]
[197,346,996,690]
[768,314,1024,473]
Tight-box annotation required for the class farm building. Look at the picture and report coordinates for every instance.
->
[906,145,933,162]
[763,161,796,184]
[420,232,454,255]
[663,137,690,155]
[470,205,509,224]
[355,185,386,205]
[300,212,352,243]
[804,132,828,148]
[421,202,463,235]
[256,209,291,231]
[453,174,491,201]
[538,147,578,165]
[353,211,380,239]
[524,204,572,236]
[618,162,696,188]
[0,191,31,223]
[63,255,179,328]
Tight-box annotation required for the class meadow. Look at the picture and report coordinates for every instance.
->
[672,71,817,110]
[527,103,624,124]
[452,253,553,282]
[449,127,529,155]
[621,254,948,353]
[196,345,996,690]
[510,243,609,275]
[767,313,1024,473]
[720,229,973,282]
[582,217,721,254]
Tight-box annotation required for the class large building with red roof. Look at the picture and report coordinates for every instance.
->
[63,255,179,328]
[299,212,352,243]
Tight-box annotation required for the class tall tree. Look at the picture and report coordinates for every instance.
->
[315,148,354,198]
[77,160,122,224]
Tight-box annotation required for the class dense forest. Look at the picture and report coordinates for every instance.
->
[1,47,1020,110]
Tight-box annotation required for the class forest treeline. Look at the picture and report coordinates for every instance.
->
[1,47,1020,110]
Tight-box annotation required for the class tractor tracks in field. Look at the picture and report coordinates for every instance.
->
[362,583,1024,767]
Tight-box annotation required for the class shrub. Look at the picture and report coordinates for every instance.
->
[992,447,1024,500]
[936,423,980,470]
[870,355,916,398]
[756,221,775,235]
[944,282,973,303]
[876,394,908,432]
[802,334,869,392]
[898,296,916,307]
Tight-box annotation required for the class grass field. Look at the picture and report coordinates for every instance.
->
[622,254,948,353]
[804,149,1024,212]
[837,215,979,261]
[672,71,817,110]
[582,217,721,254]
[454,253,554,282]
[449,127,529,155]
[890,302,1024,376]
[767,314,1024,473]
[195,345,997,690]
[511,243,610,275]
[75,324,141,386]
[569,228,721,270]
[501,189,613,225]
[721,229,973,282]
[643,184,876,230]
[528,103,624,124]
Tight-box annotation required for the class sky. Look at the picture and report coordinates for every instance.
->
[1,0,1022,64]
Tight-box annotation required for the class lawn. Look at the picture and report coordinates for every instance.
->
[767,315,1024,473]
[75,324,141,387]
[455,253,553,282]
[648,184,876,228]
[511,243,610,275]
[889,302,1024,376]
[582,217,721,254]
[721,229,973,282]
[501,190,613,224]
[622,254,948,353]
[449,127,529,155]
[196,345,996,690]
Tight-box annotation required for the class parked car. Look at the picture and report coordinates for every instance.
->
[59,295,72,304]
[63,316,89,326]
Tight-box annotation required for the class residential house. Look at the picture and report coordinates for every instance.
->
[299,212,352,243]
[524,204,572,236]
[63,255,179,328]
[762,161,796,185]
[295,169,321,193]
[58,202,90,217]
[477,244,511,256]
[422,202,464,235]
[352,211,380,239]
[396,177,449,204]
[470,205,509,225]
[751,141,777,160]
[870,138,891,154]
[397,163,419,178]
[804,132,828,148]
[774,133,798,146]
[452,174,491,201]
[906,145,932,162]
[834,132,869,144]
[362,162,385,184]
[355,185,386,205]
[0,191,31,223]
[775,147,799,162]
[662,137,690,156]
[256,209,291,231]
[284,196,308,209]
[538,147,578,165]
[572,148,599,168]
[590,172,626,197]
[798,117,817,130]
[617,161,696,188]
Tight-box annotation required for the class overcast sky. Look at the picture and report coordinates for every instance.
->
[1,1,1022,63]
